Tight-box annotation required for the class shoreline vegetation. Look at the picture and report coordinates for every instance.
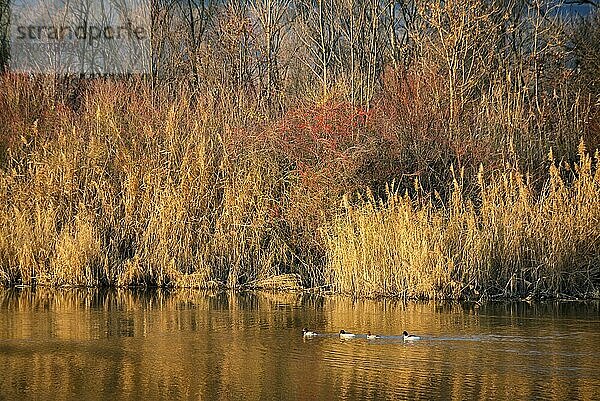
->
[1,2,599,299]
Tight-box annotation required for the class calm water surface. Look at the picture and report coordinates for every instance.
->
[0,289,598,400]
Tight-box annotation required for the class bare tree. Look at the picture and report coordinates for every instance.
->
[250,0,292,110]
[0,0,8,72]
[383,0,424,70]
[293,0,341,96]
[338,0,386,106]
[568,6,600,92]
[414,0,529,126]
[151,0,216,88]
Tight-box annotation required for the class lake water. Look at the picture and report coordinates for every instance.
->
[0,289,598,400]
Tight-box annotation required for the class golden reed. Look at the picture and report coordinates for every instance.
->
[0,75,598,299]
[325,145,600,299]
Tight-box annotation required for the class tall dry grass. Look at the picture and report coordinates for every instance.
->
[0,75,311,288]
[0,71,598,298]
[324,142,600,299]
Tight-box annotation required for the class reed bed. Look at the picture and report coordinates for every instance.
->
[325,143,600,299]
[0,73,599,299]
[0,76,306,288]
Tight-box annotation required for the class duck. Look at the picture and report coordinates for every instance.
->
[366,331,380,340]
[403,330,421,341]
[339,330,356,339]
[302,328,318,338]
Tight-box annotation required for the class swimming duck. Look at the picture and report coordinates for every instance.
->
[302,328,318,338]
[403,330,421,341]
[339,330,356,339]
[366,331,380,340]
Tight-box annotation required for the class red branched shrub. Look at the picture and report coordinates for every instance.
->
[275,100,369,171]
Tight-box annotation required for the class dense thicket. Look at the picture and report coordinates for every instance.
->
[0,1,598,298]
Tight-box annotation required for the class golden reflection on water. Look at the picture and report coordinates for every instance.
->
[0,288,599,401]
